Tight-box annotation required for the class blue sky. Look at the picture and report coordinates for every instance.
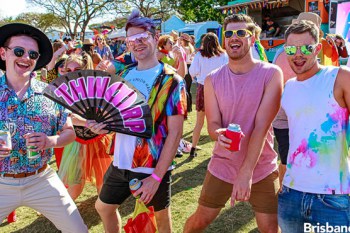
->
[0,0,114,24]
[0,0,42,18]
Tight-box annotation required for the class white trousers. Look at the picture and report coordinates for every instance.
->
[0,166,88,233]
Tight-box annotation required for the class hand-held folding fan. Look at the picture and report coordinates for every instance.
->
[43,70,153,140]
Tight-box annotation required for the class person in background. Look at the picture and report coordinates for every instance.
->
[272,47,295,188]
[63,37,71,44]
[332,34,348,58]
[157,34,189,158]
[157,35,187,77]
[180,33,195,64]
[82,38,95,56]
[190,35,196,47]
[58,53,114,201]
[262,15,271,32]
[117,40,127,56]
[0,23,87,232]
[82,38,102,69]
[170,30,180,46]
[94,34,114,60]
[109,39,118,58]
[266,17,281,38]
[189,32,228,157]
[46,40,71,71]
[252,25,268,62]
[157,35,176,67]
[178,33,195,156]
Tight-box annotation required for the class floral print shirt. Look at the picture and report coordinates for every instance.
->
[0,75,69,174]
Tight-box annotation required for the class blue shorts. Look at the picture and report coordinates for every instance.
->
[278,186,350,233]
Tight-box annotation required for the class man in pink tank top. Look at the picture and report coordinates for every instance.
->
[184,14,283,233]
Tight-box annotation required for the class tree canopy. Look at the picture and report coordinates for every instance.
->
[29,0,116,39]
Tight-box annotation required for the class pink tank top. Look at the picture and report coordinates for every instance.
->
[208,62,278,184]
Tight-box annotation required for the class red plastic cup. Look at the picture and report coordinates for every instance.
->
[225,124,244,151]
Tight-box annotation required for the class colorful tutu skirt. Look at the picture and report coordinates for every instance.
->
[58,133,114,188]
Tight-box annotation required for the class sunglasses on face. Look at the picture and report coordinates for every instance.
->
[284,44,317,56]
[5,46,40,60]
[126,32,152,47]
[168,40,174,46]
[224,29,252,39]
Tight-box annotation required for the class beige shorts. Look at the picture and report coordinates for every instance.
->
[199,170,279,214]
[0,167,88,232]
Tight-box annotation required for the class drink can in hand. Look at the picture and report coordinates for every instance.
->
[129,178,142,197]
[225,123,244,152]
[27,146,40,160]
[0,130,12,157]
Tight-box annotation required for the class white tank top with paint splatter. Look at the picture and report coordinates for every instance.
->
[282,66,350,194]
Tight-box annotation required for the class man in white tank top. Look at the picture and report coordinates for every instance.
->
[184,14,283,233]
[279,20,350,232]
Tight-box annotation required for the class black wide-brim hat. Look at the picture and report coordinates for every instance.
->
[0,23,53,71]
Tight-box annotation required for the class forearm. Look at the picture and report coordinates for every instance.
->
[152,129,182,179]
[208,121,223,141]
[47,57,57,71]
[47,127,75,148]
[176,58,187,78]
[239,127,269,175]
[274,28,281,37]
[338,46,349,58]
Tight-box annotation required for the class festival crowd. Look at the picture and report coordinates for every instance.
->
[0,8,349,233]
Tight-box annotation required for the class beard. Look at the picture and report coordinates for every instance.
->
[227,44,251,61]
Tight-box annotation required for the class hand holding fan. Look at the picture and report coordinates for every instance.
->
[43,70,153,140]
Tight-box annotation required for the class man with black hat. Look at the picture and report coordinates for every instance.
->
[0,23,88,233]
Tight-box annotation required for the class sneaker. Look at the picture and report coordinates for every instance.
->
[190,147,197,157]
[179,139,192,153]
[175,149,183,158]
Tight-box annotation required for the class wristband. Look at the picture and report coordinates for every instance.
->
[151,173,162,183]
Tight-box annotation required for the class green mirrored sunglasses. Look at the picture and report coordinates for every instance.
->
[284,44,317,56]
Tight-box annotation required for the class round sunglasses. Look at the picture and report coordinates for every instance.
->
[5,46,40,60]
[224,29,252,39]
[284,44,317,56]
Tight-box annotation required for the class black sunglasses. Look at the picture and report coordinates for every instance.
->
[5,46,40,60]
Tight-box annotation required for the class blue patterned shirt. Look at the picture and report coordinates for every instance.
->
[0,75,69,173]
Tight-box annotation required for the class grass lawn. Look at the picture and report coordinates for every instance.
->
[0,84,259,233]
